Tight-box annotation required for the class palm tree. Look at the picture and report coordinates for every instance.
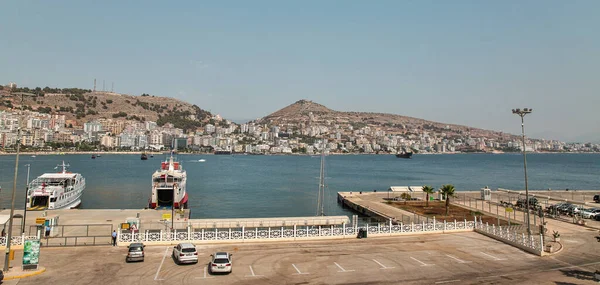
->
[422,185,435,207]
[440,184,456,216]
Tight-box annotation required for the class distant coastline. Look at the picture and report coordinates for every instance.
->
[0,151,597,156]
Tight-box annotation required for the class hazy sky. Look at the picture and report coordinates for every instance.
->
[1,1,599,142]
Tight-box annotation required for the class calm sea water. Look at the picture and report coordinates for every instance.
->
[0,153,598,218]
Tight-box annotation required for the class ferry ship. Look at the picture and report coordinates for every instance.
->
[148,154,188,209]
[27,161,86,210]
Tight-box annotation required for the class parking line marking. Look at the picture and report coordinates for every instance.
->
[245,265,264,277]
[372,259,395,269]
[195,266,215,279]
[154,246,169,281]
[480,252,506,261]
[410,256,434,266]
[292,264,309,275]
[435,280,460,284]
[446,254,471,264]
[334,262,355,272]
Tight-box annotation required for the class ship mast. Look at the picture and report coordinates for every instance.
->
[316,148,326,216]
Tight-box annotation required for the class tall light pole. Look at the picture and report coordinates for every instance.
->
[4,92,34,272]
[22,164,31,234]
[512,108,533,237]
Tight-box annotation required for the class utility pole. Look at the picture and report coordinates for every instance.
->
[512,108,533,238]
[4,92,33,272]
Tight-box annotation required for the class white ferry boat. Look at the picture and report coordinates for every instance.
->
[27,161,85,210]
[149,154,188,209]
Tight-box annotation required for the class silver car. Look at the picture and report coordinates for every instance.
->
[172,243,198,264]
[126,243,145,262]
[581,208,600,219]
[209,252,233,274]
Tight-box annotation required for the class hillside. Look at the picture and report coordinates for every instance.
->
[259,99,515,141]
[0,87,212,131]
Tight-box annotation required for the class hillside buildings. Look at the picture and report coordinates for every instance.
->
[0,109,598,154]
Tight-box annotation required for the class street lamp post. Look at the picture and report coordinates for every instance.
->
[512,108,533,237]
[22,164,31,234]
[4,92,34,272]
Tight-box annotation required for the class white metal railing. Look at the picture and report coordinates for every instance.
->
[118,219,477,244]
[0,235,41,247]
[474,222,544,255]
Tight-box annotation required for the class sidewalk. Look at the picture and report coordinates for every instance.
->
[452,195,594,235]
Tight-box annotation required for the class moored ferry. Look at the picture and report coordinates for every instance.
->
[27,161,86,210]
[148,154,188,209]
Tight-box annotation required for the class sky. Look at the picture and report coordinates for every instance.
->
[1,1,599,143]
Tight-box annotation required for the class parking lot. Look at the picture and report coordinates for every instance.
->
[2,231,600,284]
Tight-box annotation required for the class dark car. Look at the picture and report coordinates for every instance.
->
[126,243,145,262]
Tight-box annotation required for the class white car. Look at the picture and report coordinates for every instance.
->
[172,243,198,264]
[581,208,600,219]
[209,252,233,273]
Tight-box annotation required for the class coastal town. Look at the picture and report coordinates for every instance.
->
[0,84,598,155]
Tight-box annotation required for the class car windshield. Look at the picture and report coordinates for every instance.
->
[129,246,143,251]
[182,248,196,253]
[213,258,230,264]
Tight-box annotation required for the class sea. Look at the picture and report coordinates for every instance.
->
[0,153,598,219]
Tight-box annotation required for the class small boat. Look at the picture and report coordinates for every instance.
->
[395,151,413,159]
[31,155,37,158]
[27,161,86,210]
[214,150,232,155]
[91,154,96,159]
[141,152,148,160]
[199,159,206,162]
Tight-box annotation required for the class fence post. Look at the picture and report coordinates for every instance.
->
[411,222,414,232]
[268,227,271,239]
[422,221,425,231]
[389,219,392,234]
[433,216,436,230]
[454,219,457,229]
[307,225,310,237]
[160,230,163,242]
[229,228,232,240]
[444,220,447,231]
[378,223,381,234]
[282,227,285,238]
[294,225,297,239]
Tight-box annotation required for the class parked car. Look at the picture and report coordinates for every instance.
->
[172,243,198,264]
[594,194,600,203]
[516,197,539,209]
[126,242,145,262]
[209,252,233,274]
[581,208,600,219]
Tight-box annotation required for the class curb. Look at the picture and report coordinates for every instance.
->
[4,267,46,280]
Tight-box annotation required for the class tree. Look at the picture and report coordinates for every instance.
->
[440,184,456,216]
[422,185,435,207]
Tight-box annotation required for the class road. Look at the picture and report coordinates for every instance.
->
[2,231,599,284]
